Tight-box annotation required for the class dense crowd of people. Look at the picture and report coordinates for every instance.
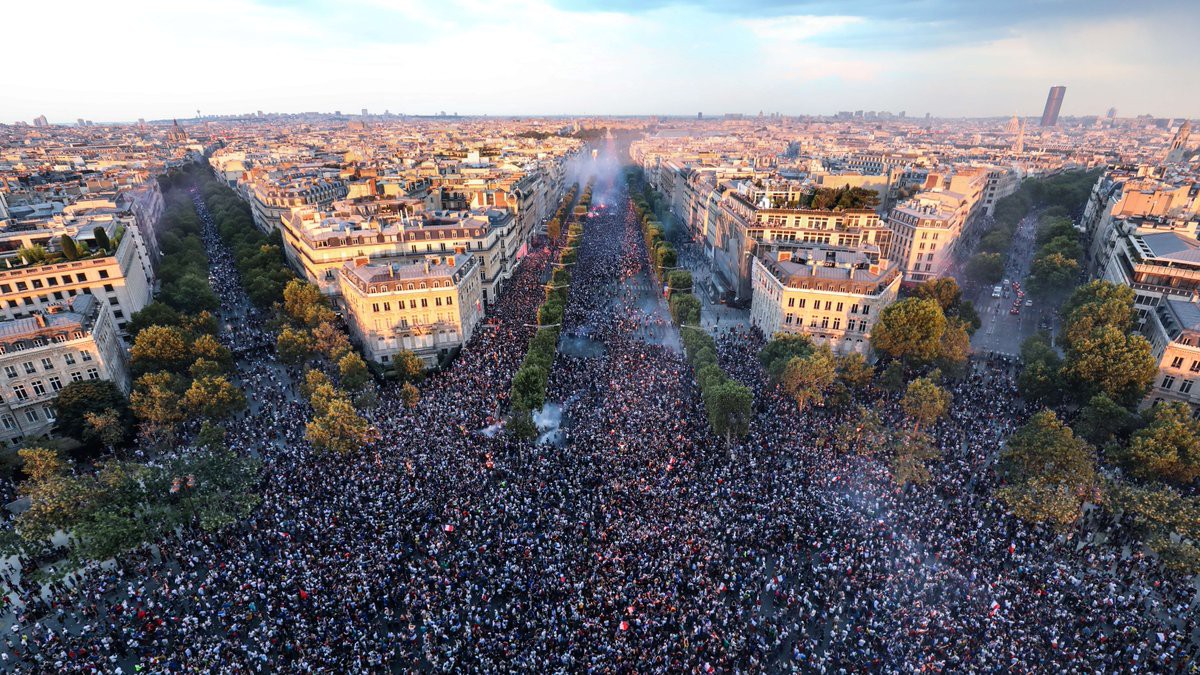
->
[0,155,1196,673]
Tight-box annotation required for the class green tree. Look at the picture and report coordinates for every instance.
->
[126,302,182,337]
[759,334,814,382]
[667,269,693,294]
[14,448,93,543]
[913,277,961,312]
[282,279,332,327]
[60,235,80,261]
[130,325,192,375]
[871,297,947,363]
[1061,325,1157,406]
[901,376,951,432]
[312,321,352,361]
[998,410,1101,527]
[778,346,837,411]
[83,410,125,454]
[276,327,314,364]
[965,252,1004,284]
[391,350,426,383]
[130,372,186,438]
[1018,332,1064,404]
[53,380,131,446]
[890,430,941,486]
[1074,393,1141,447]
[702,380,753,444]
[338,351,371,391]
[400,382,420,408]
[1115,402,1200,485]
[306,398,376,454]
[191,334,232,370]
[669,293,702,326]
[511,364,548,411]
[183,375,246,421]
[835,352,874,389]
[92,227,112,252]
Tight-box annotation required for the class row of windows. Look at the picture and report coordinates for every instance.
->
[3,351,92,378]
[9,368,98,400]
[370,296,454,313]
[1167,356,1200,372]
[1160,375,1195,394]
[785,298,871,315]
[0,405,56,429]
[0,269,110,293]
[783,315,870,332]
[4,285,120,310]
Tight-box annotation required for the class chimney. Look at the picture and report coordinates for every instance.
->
[35,314,46,328]
[354,256,369,267]
[447,256,456,266]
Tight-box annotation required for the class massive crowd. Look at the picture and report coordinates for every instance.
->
[0,156,1196,673]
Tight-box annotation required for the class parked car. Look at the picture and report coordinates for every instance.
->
[992,286,1003,298]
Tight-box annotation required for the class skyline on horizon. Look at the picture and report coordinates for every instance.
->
[6,0,1200,123]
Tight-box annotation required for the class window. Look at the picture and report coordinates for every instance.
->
[64,353,76,365]
[420,299,428,308]
[788,298,795,308]
[32,381,46,396]
[372,303,380,312]
[71,371,84,383]
[13,385,29,401]
[40,357,53,370]
[862,306,870,315]
[1191,361,1200,373]
[48,376,61,392]
[24,409,39,424]
[1171,356,1185,368]
[22,361,36,375]
[98,269,109,279]
[850,304,859,314]
[446,296,453,306]
[835,302,843,312]
[3,366,16,378]
[75,273,87,282]
[1,415,14,430]
[1181,380,1194,395]
[80,351,93,362]
[42,406,55,421]
[797,299,807,309]
[86,368,99,380]
[1162,375,1176,390]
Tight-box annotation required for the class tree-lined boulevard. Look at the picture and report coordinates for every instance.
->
[0,144,1196,672]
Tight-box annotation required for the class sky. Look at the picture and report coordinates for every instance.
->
[6,0,1198,123]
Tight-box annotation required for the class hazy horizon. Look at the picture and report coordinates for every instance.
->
[7,0,1199,122]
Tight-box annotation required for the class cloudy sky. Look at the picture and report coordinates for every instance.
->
[7,0,1197,122]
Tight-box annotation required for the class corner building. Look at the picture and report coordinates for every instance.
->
[337,253,483,366]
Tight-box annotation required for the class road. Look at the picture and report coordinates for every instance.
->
[965,210,1059,357]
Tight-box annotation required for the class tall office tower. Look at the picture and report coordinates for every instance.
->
[1041,85,1066,127]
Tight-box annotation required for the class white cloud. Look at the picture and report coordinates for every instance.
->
[737,15,864,42]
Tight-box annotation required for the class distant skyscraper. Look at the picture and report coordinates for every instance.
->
[1041,85,1066,127]
[697,112,703,120]
[1106,107,1118,119]
[32,115,48,127]
[361,108,368,117]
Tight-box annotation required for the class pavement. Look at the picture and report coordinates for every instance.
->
[962,210,1059,357]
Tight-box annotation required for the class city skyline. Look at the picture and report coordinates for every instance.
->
[6,0,1199,122]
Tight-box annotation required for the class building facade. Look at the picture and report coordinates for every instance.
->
[749,246,902,355]
[338,253,483,366]
[0,295,129,447]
